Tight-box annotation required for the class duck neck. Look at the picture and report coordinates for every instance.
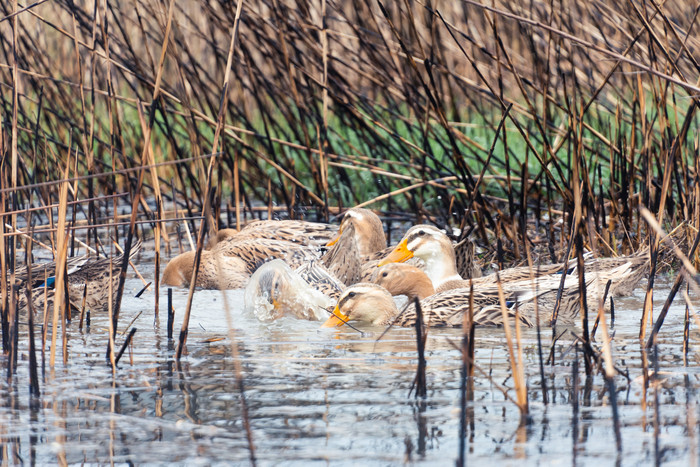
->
[356,225,386,257]
[421,249,463,289]
[400,273,435,301]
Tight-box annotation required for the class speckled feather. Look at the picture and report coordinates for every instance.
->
[214,219,338,248]
[394,288,535,328]
[213,238,321,273]
[12,242,141,313]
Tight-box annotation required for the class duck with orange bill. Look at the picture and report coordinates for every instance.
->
[377,224,649,323]
[321,282,535,329]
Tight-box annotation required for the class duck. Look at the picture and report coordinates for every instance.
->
[206,228,239,249]
[212,219,338,249]
[580,250,649,297]
[375,226,639,323]
[378,224,645,295]
[326,208,387,257]
[323,208,388,283]
[377,224,467,290]
[164,209,383,292]
[321,283,534,328]
[378,224,569,292]
[320,221,362,286]
[244,259,340,322]
[320,208,392,286]
[373,263,435,300]
[454,236,483,279]
[162,249,250,289]
[372,261,590,324]
[241,209,389,320]
[12,242,141,313]
[164,233,324,290]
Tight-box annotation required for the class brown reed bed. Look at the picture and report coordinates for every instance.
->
[0,0,699,463]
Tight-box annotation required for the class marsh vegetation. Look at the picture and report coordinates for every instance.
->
[0,0,699,464]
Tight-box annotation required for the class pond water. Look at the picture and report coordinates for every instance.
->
[0,256,698,465]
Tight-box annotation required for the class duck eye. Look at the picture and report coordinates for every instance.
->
[417,230,425,236]
[381,272,388,278]
[348,292,356,298]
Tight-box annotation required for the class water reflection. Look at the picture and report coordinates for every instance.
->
[0,276,698,464]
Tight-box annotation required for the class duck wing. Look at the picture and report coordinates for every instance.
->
[214,238,320,273]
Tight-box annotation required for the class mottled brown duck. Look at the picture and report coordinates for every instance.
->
[13,242,141,313]
[211,219,338,249]
[322,208,388,286]
[162,250,250,289]
[321,283,534,328]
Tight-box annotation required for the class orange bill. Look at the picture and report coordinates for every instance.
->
[321,305,350,328]
[326,225,344,247]
[377,238,413,266]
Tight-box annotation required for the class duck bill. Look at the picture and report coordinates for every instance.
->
[321,305,350,328]
[326,227,343,247]
[377,239,413,266]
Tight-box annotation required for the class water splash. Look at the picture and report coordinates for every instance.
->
[244,259,333,322]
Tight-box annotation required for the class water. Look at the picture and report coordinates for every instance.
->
[1,262,698,465]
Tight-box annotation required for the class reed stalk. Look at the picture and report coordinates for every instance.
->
[49,159,70,368]
[177,0,244,362]
[496,273,528,417]
[410,298,428,399]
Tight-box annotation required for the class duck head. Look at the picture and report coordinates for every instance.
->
[321,283,396,327]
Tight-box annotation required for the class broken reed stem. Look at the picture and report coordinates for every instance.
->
[458,279,475,466]
[495,272,527,416]
[590,280,613,340]
[683,285,690,363]
[653,344,661,466]
[24,222,40,397]
[574,230,592,376]
[106,254,116,372]
[167,288,174,340]
[524,239,548,405]
[25,285,40,397]
[572,344,580,463]
[596,283,622,453]
[639,236,659,342]
[114,328,137,366]
[7,284,18,380]
[411,297,427,399]
[457,286,469,467]
[0,153,218,197]
[646,225,700,348]
[209,5,257,463]
[78,284,87,331]
[550,211,578,326]
[0,192,7,354]
[177,0,244,363]
[49,160,70,368]
[136,104,166,318]
[234,152,241,230]
[0,192,125,221]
